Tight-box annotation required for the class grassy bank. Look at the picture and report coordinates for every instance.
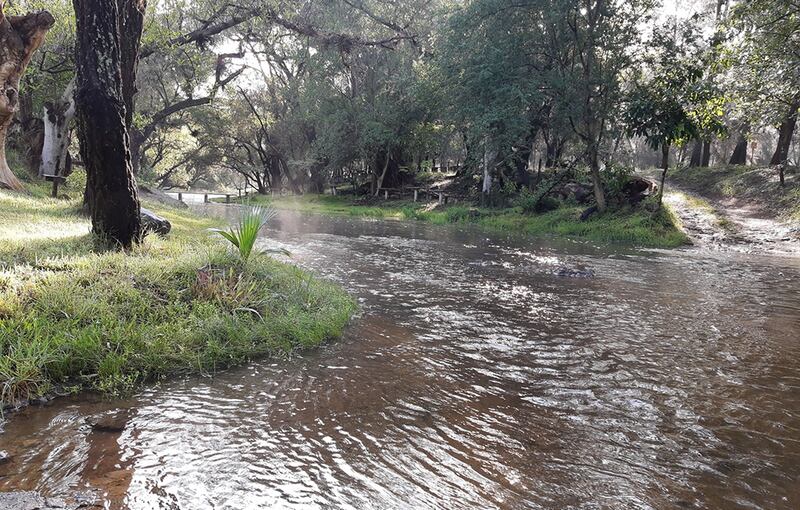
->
[0,182,355,408]
[229,194,689,248]
[669,165,800,220]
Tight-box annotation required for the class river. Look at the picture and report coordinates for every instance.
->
[1,205,800,509]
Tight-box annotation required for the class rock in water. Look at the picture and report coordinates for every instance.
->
[554,266,596,278]
[141,208,171,236]
[85,409,134,433]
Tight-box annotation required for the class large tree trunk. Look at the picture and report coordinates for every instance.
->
[770,99,799,170]
[73,0,145,248]
[40,78,76,178]
[0,8,55,191]
[688,140,702,167]
[701,140,711,167]
[729,132,748,166]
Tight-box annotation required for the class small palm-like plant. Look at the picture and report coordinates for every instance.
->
[211,205,287,262]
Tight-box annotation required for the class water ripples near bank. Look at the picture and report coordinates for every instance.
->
[2,208,800,509]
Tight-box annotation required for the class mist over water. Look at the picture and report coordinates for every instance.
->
[2,206,800,509]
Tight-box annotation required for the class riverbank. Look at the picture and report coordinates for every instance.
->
[225,194,689,248]
[664,165,800,255]
[669,165,800,220]
[0,184,355,411]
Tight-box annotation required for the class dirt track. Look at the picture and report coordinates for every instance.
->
[662,181,800,257]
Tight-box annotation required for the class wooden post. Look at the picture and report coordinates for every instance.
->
[438,192,444,205]
[178,192,183,202]
[226,194,231,204]
[384,189,389,200]
[414,189,418,202]
[204,193,209,203]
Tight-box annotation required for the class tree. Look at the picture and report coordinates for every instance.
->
[729,0,800,182]
[626,19,725,207]
[0,4,55,190]
[73,0,145,247]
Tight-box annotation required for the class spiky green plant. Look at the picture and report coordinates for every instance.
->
[210,205,287,262]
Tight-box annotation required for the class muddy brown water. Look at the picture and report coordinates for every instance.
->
[2,204,800,509]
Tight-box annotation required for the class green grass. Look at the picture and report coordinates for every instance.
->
[670,165,800,220]
[0,179,356,407]
[229,194,688,248]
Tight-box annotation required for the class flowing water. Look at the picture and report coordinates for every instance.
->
[2,205,800,509]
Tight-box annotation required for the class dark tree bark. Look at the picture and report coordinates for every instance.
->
[119,0,146,131]
[770,99,799,173]
[701,140,711,167]
[657,143,669,208]
[73,0,145,248]
[729,133,748,166]
[17,79,44,176]
[0,7,55,190]
[689,140,702,167]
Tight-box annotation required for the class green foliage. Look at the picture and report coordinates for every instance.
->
[247,194,687,248]
[602,164,634,202]
[515,187,559,214]
[625,18,725,153]
[210,205,284,263]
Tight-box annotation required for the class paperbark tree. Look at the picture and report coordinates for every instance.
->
[40,78,75,179]
[73,0,145,247]
[0,6,55,191]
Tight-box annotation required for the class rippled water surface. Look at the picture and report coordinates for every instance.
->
[2,205,800,509]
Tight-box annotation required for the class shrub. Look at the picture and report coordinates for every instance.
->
[210,204,286,263]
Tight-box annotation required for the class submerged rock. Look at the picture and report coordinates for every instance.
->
[85,409,134,433]
[554,266,596,278]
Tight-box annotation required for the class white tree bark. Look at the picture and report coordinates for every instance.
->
[40,79,75,178]
[482,137,497,195]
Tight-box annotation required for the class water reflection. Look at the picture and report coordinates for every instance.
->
[2,207,800,509]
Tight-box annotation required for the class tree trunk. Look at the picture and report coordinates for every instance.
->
[0,8,55,191]
[17,78,44,176]
[119,0,145,130]
[588,142,606,213]
[658,143,669,208]
[40,79,76,178]
[729,132,748,166]
[689,140,703,167]
[701,140,711,167]
[374,149,391,197]
[545,137,564,168]
[73,0,144,248]
[482,138,497,204]
[770,99,799,169]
